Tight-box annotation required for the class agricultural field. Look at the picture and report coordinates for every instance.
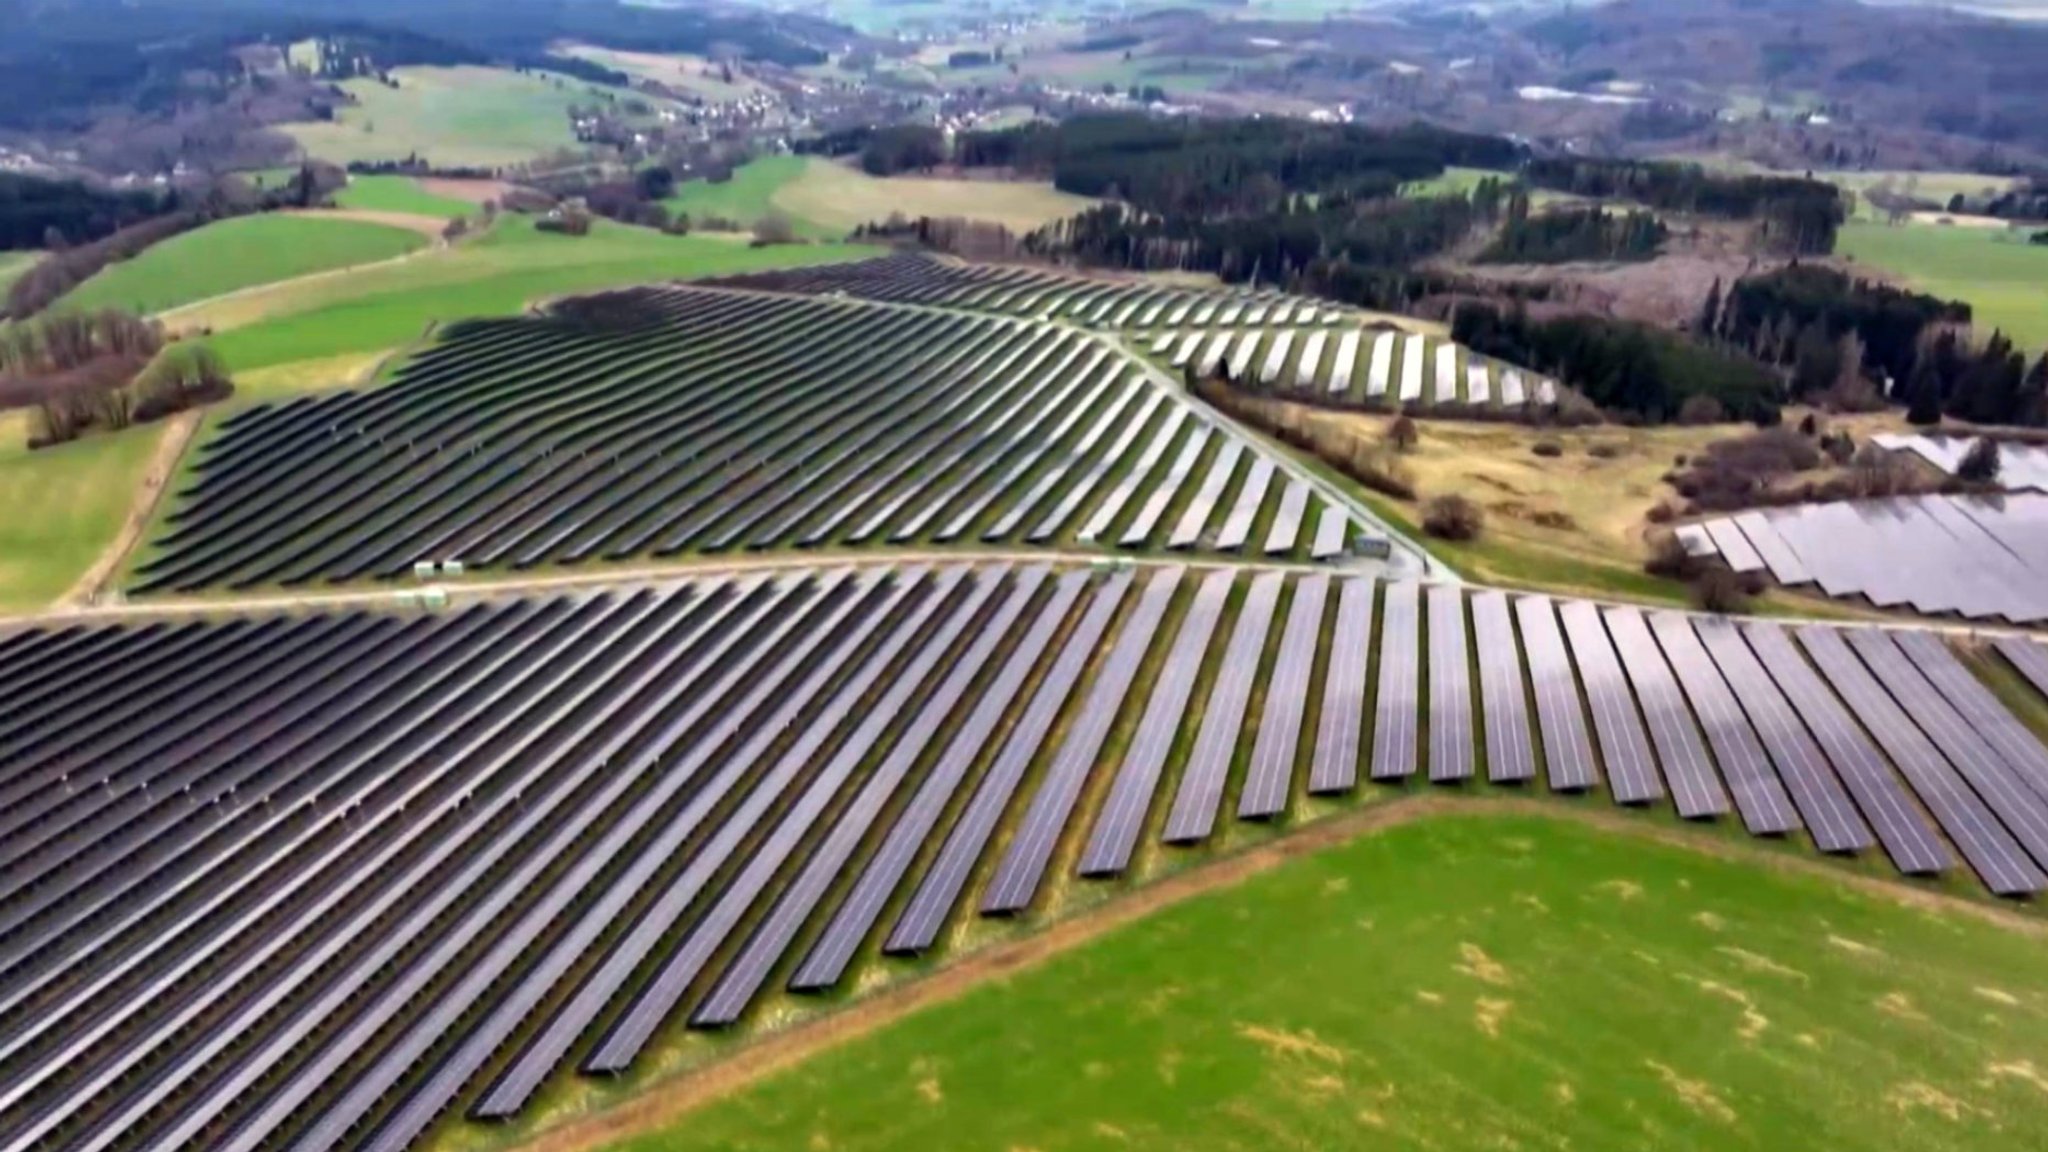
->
[662,155,834,238]
[333,175,479,219]
[602,811,2048,1152]
[715,157,1096,238]
[7,561,2048,1150]
[134,286,1378,594]
[0,414,163,612]
[57,213,430,316]
[1836,220,2048,352]
[182,218,872,373]
[279,65,617,169]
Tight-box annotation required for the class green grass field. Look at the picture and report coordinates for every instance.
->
[603,809,2048,1152]
[60,214,427,316]
[0,250,37,293]
[663,156,824,236]
[1837,221,2048,352]
[667,157,1094,240]
[0,415,162,612]
[281,66,609,169]
[199,219,874,373]
[334,175,477,219]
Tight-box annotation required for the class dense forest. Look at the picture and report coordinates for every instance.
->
[960,116,1522,217]
[1453,303,1784,424]
[0,173,181,251]
[1711,266,1970,398]
[1522,158,1846,254]
[1476,201,1667,264]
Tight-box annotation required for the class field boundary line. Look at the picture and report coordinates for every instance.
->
[55,410,203,610]
[504,794,2041,1152]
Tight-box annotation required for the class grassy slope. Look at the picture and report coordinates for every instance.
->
[0,250,36,293]
[199,220,875,373]
[336,175,477,219]
[663,156,824,236]
[1837,221,2048,352]
[61,215,427,316]
[668,157,1095,241]
[606,810,2048,1152]
[0,413,161,612]
[280,66,600,169]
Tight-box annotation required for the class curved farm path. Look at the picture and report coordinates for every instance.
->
[276,206,452,239]
[507,795,2043,1152]
[55,410,202,610]
[156,225,452,333]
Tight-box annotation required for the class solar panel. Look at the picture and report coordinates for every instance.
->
[1309,579,1375,794]
[1743,622,1950,876]
[789,568,1062,989]
[1264,482,1309,555]
[693,571,1015,1027]
[1240,576,1329,818]
[1216,459,1275,551]
[1163,573,1283,842]
[1399,334,1426,401]
[1168,439,1244,549]
[1512,596,1598,791]
[885,573,1131,954]
[1080,570,1233,876]
[1426,586,1475,783]
[1602,608,1729,819]
[1894,631,2048,806]
[1468,592,1536,784]
[1694,617,1872,853]
[1366,332,1394,397]
[1556,601,1662,805]
[1121,425,1212,547]
[1295,331,1328,388]
[1646,612,1801,836]
[1998,636,2048,701]
[983,568,1180,913]
[1328,330,1361,394]
[1310,508,1349,560]
[1078,405,1187,543]
[1801,626,2042,895]
[1370,582,1420,781]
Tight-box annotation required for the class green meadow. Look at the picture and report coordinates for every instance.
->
[601,809,2048,1152]
[281,65,611,169]
[0,413,161,612]
[334,175,478,219]
[60,214,427,316]
[1837,221,2048,352]
[200,219,873,372]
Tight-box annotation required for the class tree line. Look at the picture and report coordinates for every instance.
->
[1521,158,1845,254]
[1476,201,1667,264]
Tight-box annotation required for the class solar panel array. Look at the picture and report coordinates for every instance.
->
[1873,433,2048,494]
[1686,494,2048,623]
[701,252,1356,329]
[135,287,1364,595]
[7,564,2048,1149]
[1155,325,1562,413]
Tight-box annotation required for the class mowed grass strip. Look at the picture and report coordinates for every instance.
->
[593,810,2048,1152]
[60,214,427,316]
[195,221,876,373]
[1838,220,2048,352]
[334,175,477,220]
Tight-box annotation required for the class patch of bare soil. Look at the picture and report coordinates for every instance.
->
[418,177,522,204]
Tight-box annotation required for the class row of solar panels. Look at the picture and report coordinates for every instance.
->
[1151,327,1560,409]
[702,252,1354,330]
[137,288,1359,595]
[1679,493,2048,623]
[1873,433,2048,494]
[5,564,2048,1150]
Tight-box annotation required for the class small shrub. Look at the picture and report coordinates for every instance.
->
[1531,509,1576,530]
[1386,414,1420,453]
[1587,443,1622,460]
[1678,395,1726,426]
[1797,412,1819,436]
[1422,494,1485,541]
[1958,438,2002,484]
[752,212,799,246]
[1690,567,1754,614]
[1644,532,1700,580]
[1645,502,1678,525]
[1532,440,1564,458]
